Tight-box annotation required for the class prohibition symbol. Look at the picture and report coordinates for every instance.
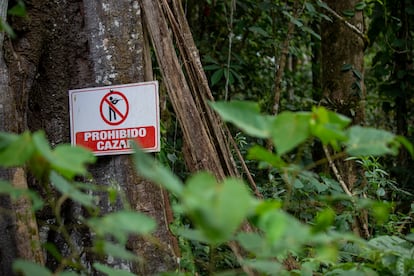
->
[100,90,129,126]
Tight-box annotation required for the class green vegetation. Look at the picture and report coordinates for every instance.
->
[1,103,414,275]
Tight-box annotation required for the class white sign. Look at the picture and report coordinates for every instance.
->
[69,81,160,156]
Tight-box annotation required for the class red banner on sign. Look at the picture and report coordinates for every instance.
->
[76,126,156,153]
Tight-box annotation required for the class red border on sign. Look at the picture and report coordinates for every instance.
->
[99,91,129,126]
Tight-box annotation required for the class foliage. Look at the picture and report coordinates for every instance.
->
[138,102,414,275]
[189,0,317,111]
[365,0,414,191]
[0,131,154,275]
[1,101,414,275]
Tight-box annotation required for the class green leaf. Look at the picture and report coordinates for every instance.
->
[352,68,363,80]
[294,178,304,189]
[370,201,391,225]
[31,131,95,178]
[299,171,328,193]
[368,235,411,254]
[237,232,266,256]
[94,240,138,261]
[271,111,311,155]
[248,26,270,37]
[346,126,398,156]
[211,68,224,86]
[320,13,333,22]
[59,272,80,276]
[229,68,244,87]
[258,209,310,249]
[342,10,355,17]
[224,68,234,84]
[13,259,52,276]
[51,145,96,178]
[87,211,156,244]
[316,0,330,10]
[0,131,19,150]
[0,181,44,211]
[305,2,316,13]
[247,145,286,168]
[312,208,336,233]
[8,1,27,17]
[203,64,221,71]
[376,187,386,197]
[0,20,16,38]
[311,107,350,149]
[43,242,62,262]
[283,11,303,27]
[182,172,255,244]
[50,171,96,208]
[395,135,414,157]
[93,263,136,276]
[242,259,283,275]
[0,131,34,167]
[355,2,367,11]
[341,63,353,72]
[302,26,321,40]
[175,227,211,244]
[32,131,55,161]
[132,144,183,196]
[210,101,273,138]
[254,200,282,216]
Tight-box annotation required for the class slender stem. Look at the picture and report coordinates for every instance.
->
[323,147,371,238]
[304,150,347,171]
[209,244,216,275]
[227,131,262,198]
[323,145,353,197]
[228,241,258,276]
[225,0,236,101]
[272,1,299,115]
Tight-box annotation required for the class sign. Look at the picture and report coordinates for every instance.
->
[69,81,160,156]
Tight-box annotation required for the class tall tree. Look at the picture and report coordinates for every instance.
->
[320,0,368,237]
[0,1,44,274]
[0,1,177,274]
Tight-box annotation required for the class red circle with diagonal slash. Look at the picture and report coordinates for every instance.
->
[99,91,129,126]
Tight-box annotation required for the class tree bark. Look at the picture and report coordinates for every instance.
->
[0,1,44,272]
[321,0,365,124]
[392,1,410,169]
[321,0,366,190]
[1,0,177,274]
[321,0,369,238]
[0,3,18,274]
[140,0,227,179]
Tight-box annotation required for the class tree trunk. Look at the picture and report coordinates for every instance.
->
[1,0,177,274]
[0,3,18,274]
[321,0,365,124]
[391,1,410,171]
[140,0,227,179]
[321,0,366,189]
[0,1,44,272]
[321,0,369,238]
